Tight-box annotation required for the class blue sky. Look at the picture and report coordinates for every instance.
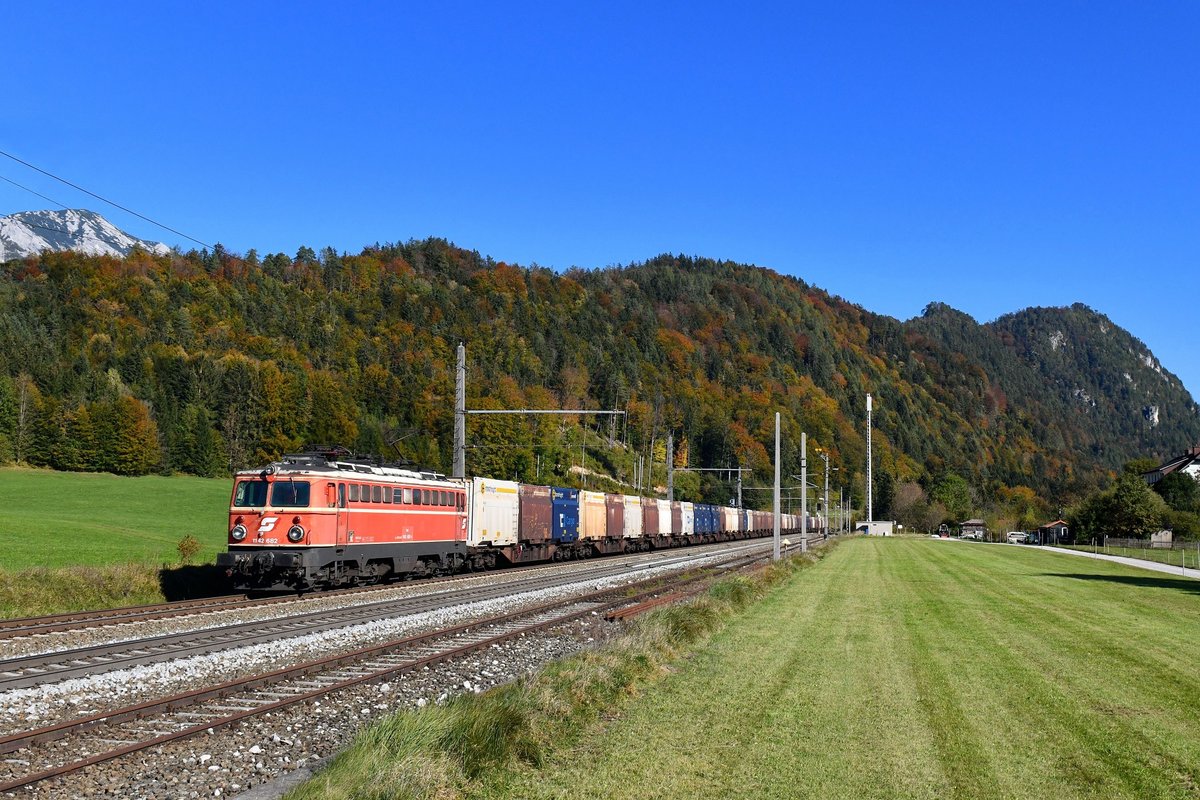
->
[3,2,1198,400]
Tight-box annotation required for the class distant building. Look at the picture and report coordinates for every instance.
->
[1151,530,1173,548]
[1143,444,1200,485]
[960,519,987,539]
[1037,519,1070,545]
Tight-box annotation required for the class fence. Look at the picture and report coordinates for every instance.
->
[1063,537,1200,571]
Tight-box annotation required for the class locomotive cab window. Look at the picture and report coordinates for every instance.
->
[270,480,311,508]
[233,480,269,507]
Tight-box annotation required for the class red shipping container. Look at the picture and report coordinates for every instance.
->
[518,484,552,543]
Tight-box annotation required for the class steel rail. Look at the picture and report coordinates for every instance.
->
[0,550,770,793]
[0,543,767,690]
[0,538,769,643]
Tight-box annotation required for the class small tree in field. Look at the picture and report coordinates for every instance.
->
[177,534,202,564]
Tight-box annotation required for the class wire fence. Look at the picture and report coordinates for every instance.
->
[1055,539,1200,571]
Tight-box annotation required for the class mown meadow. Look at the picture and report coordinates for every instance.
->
[0,467,230,616]
[293,538,1200,799]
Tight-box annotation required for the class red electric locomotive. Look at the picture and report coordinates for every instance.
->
[216,449,468,591]
[219,448,821,592]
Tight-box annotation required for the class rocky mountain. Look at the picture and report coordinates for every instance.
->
[0,209,170,260]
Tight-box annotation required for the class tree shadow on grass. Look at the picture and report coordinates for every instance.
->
[1042,572,1200,595]
[158,564,234,600]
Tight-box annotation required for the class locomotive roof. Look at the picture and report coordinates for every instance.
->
[236,451,458,486]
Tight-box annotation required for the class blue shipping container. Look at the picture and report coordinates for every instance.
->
[551,487,580,543]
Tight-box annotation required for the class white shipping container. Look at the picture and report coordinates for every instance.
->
[680,501,695,536]
[468,477,520,547]
[655,499,672,536]
[622,495,643,538]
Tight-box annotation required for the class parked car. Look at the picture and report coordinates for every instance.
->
[1006,531,1028,544]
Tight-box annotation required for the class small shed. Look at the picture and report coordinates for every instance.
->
[1037,519,1070,545]
[960,519,987,539]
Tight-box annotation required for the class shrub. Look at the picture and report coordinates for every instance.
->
[177,534,202,564]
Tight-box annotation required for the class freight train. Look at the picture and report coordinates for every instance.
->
[217,449,822,592]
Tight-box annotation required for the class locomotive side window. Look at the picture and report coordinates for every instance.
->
[270,480,310,508]
[384,487,392,504]
[233,480,269,507]
[349,484,360,502]
[440,490,449,506]
[338,483,346,508]
[372,485,382,503]
[403,488,413,504]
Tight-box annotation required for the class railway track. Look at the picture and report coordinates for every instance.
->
[0,540,768,645]
[0,545,773,794]
[0,543,765,692]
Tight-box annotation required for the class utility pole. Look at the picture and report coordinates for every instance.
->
[818,450,830,541]
[800,431,808,553]
[773,412,781,561]
[866,392,873,525]
[452,343,623,479]
[667,432,674,502]
[453,343,466,478]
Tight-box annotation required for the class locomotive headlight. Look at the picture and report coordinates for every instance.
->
[230,524,247,542]
[287,525,305,543]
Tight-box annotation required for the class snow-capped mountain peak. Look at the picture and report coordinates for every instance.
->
[0,209,172,261]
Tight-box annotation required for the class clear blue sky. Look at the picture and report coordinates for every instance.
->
[4,2,1198,400]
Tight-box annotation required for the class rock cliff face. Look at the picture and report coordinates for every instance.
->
[0,209,170,260]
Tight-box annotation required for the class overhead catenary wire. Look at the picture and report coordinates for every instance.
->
[0,148,212,249]
[0,173,68,210]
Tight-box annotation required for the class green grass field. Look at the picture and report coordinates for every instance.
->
[472,538,1200,799]
[0,466,230,569]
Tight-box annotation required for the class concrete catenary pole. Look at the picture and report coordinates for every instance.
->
[866,392,873,526]
[824,454,830,541]
[773,412,781,561]
[801,431,808,553]
[453,343,466,479]
[667,431,674,502]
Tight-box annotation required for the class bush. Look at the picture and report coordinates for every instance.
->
[177,534,202,564]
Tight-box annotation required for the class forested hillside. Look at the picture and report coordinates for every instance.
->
[0,240,1195,514]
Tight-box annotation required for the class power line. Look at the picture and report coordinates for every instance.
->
[0,148,212,249]
[0,173,68,210]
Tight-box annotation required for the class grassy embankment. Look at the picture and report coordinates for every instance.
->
[0,467,230,617]
[293,538,1200,800]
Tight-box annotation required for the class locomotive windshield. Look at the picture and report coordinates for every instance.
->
[271,480,311,507]
[233,479,269,507]
[233,479,312,507]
